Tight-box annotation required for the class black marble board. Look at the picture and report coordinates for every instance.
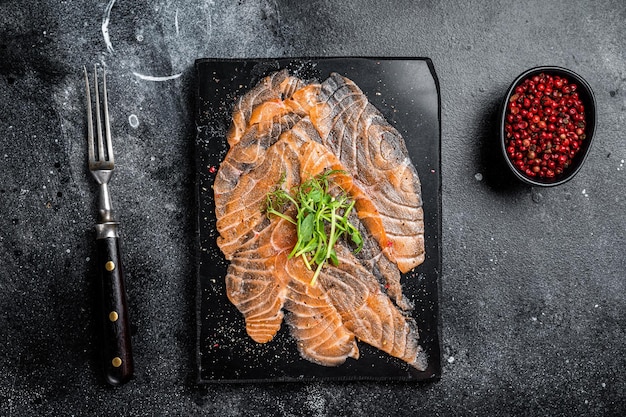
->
[194,58,441,383]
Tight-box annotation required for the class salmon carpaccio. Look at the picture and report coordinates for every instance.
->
[213,70,427,370]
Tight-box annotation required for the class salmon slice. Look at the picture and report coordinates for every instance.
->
[347,212,415,312]
[227,69,322,148]
[215,112,300,217]
[225,214,294,343]
[283,256,359,366]
[318,244,427,371]
[214,70,427,370]
[227,69,305,147]
[312,73,425,273]
[215,145,293,259]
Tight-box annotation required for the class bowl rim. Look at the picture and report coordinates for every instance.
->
[500,65,597,187]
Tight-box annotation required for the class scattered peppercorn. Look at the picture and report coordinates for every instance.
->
[504,73,586,180]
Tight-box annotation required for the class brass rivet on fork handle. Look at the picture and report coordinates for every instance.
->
[84,66,134,386]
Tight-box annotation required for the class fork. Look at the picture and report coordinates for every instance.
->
[85,66,134,386]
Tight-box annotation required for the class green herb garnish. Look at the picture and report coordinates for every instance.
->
[265,170,363,286]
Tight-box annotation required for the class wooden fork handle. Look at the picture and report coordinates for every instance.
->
[96,235,134,386]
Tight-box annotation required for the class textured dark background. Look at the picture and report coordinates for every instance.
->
[0,0,624,416]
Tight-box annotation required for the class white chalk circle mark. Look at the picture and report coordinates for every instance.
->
[128,114,139,128]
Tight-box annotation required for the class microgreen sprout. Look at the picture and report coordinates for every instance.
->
[265,170,363,285]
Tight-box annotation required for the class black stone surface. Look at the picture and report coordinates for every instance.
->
[0,1,624,415]
[195,58,441,383]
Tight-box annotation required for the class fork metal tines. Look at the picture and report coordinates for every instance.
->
[85,66,114,170]
[85,66,117,231]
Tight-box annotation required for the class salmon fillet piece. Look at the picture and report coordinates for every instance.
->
[227,69,321,148]
[312,73,425,273]
[227,69,304,147]
[225,221,289,343]
[283,255,360,366]
[215,131,299,259]
[318,244,427,370]
[214,71,427,370]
